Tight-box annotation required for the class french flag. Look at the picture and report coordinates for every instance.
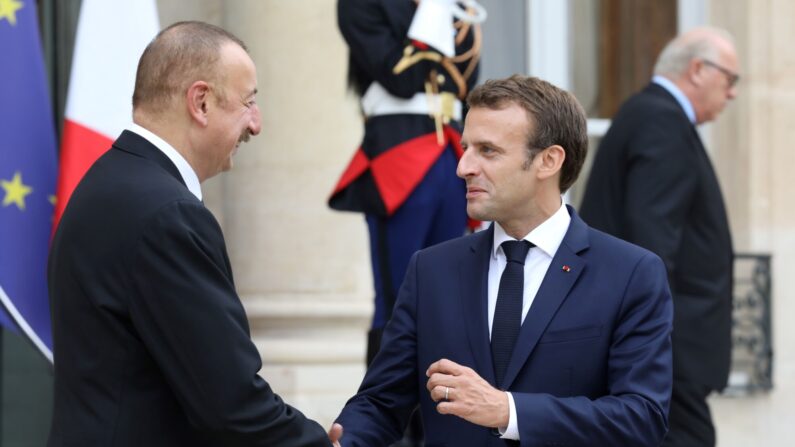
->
[54,0,159,229]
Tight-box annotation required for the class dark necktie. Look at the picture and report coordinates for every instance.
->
[491,240,532,388]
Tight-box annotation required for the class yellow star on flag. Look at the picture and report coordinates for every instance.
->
[0,0,24,26]
[1,171,33,210]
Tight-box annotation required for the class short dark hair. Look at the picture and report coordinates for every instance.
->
[132,21,247,113]
[466,75,588,192]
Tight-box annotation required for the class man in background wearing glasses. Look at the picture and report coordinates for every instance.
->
[580,27,740,447]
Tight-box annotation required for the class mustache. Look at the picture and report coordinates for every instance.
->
[238,130,252,144]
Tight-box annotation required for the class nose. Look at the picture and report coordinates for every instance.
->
[727,84,738,100]
[249,104,262,136]
[456,148,476,179]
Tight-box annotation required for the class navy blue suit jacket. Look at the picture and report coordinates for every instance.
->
[337,207,673,446]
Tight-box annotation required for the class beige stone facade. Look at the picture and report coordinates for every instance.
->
[158,0,372,429]
[158,0,793,442]
[709,1,794,444]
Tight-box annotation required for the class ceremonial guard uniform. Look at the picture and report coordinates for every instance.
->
[330,0,483,365]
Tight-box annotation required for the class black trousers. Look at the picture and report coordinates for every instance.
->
[661,380,715,447]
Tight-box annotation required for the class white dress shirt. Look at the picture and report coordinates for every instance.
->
[489,200,571,440]
[128,123,203,201]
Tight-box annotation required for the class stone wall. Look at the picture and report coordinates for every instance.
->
[158,0,371,429]
[710,0,795,444]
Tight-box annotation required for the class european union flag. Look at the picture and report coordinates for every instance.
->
[0,0,57,362]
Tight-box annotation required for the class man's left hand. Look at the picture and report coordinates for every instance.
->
[426,358,509,428]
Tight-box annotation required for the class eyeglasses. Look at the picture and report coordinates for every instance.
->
[702,59,740,88]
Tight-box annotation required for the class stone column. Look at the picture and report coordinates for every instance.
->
[217,0,372,428]
[161,0,372,428]
[709,1,795,445]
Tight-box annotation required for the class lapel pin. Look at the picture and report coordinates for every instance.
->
[561,265,571,272]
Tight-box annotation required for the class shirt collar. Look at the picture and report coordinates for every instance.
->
[128,123,203,201]
[492,199,571,259]
[652,75,696,124]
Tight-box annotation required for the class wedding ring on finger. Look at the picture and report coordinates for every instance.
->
[444,386,449,401]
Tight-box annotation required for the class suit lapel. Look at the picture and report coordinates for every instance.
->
[501,208,590,389]
[459,225,497,385]
[689,126,733,252]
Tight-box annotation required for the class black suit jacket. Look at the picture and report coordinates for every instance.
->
[48,131,331,446]
[579,83,733,390]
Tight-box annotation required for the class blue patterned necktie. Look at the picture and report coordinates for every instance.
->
[491,240,533,387]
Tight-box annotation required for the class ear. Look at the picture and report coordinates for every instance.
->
[186,81,211,127]
[687,58,707,87]
[535,145,565,182]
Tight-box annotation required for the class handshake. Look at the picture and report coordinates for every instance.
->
[323,358,511,446]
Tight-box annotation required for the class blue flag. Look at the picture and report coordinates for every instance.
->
[0,0,57,362]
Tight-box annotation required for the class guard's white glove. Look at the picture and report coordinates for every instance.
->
[408,0,457,57]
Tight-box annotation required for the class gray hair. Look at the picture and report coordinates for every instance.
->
[653,27,734,78]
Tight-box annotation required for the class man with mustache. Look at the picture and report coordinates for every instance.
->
[48,21,338,447]
[334,75,673,446]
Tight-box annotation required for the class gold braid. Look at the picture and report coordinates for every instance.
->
[391,7,483,102]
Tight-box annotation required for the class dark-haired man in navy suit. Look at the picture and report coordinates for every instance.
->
[334,75,673,447]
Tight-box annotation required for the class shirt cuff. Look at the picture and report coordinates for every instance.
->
[498,392,520,440]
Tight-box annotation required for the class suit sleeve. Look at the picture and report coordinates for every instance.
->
[338,0,478,98]
[622,117,698,293]
[335,252,422,446]
[128,200,330,447]
[514,253,673,446]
